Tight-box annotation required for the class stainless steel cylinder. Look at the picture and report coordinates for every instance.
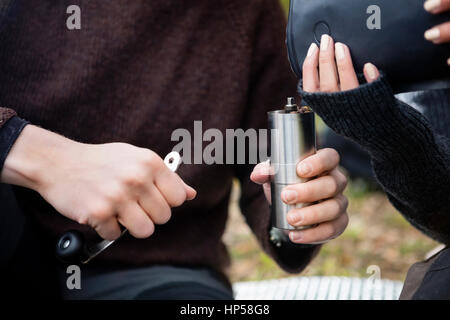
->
[268,98,316,232]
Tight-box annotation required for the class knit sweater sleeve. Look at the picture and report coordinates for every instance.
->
[298,75,450,244]
[233,0,320,274]
[0,107,29,173]
[0,107,16,128]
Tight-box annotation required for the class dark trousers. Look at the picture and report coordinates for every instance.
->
[0,183,60,299]
[134,282,233,300]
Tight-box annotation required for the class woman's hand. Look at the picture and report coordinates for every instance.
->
[251,149,349,245]
[424,0,450,65]
[302,35,380,93]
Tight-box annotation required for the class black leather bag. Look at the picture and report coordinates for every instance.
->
[287,0,450,93]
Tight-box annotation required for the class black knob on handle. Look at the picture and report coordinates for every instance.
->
[55,230,87,264]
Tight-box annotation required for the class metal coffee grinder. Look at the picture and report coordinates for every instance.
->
[268,97,316,237]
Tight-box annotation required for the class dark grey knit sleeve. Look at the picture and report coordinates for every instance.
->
[0,114,29,174]
[298,75,450,244]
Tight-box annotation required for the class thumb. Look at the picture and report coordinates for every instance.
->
[363,63,380,83]
[250,160,272,185]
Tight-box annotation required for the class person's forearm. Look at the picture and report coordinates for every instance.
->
[0,124,196,240]
[299,77,450,243]
[371,132,450,244]
[1,125,79,193]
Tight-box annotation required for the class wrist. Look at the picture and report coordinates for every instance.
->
[1,125,80,193]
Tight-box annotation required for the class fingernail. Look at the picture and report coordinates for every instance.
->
[288,211,303,226]
[186,186,197,200]
[365,63,378,80]
[290,231,303,242]
[282,189,297,203]
[335,43,346,60]
[424,0,441,12]
[297,162,312,176]
[257,165,268,175]
[320,34,330,51]
[254,160,269,175]
[307,43,318,57]
[425,28,440,41]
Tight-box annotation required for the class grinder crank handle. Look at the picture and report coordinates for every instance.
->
[55,151,182,264]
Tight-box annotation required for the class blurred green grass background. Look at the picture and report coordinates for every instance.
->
[222,0,438,283]
[224,180,437,282]
[280,0,290,13]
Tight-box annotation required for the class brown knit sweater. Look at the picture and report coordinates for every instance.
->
[0,0,319,278]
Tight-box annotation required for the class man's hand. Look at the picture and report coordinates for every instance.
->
[1,125,196,240]
[424,0,450,65]
[251,149,349,245]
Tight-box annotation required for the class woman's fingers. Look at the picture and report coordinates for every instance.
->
[250,161,272,185]
[424,0,450,14]
[297,148,340,179]
[302,43,320,92]
[250,161,273,203]
[424,1,450,64]
[282,168,347,204]
[289,211,349,244]
[363,63,380,83]
[302,36,384,92]
[425,21,450,44]
[334,43,359,91]
[318,35,339,92]
[287,194,348,228]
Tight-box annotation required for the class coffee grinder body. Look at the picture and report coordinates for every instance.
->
[268,98,316,233]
